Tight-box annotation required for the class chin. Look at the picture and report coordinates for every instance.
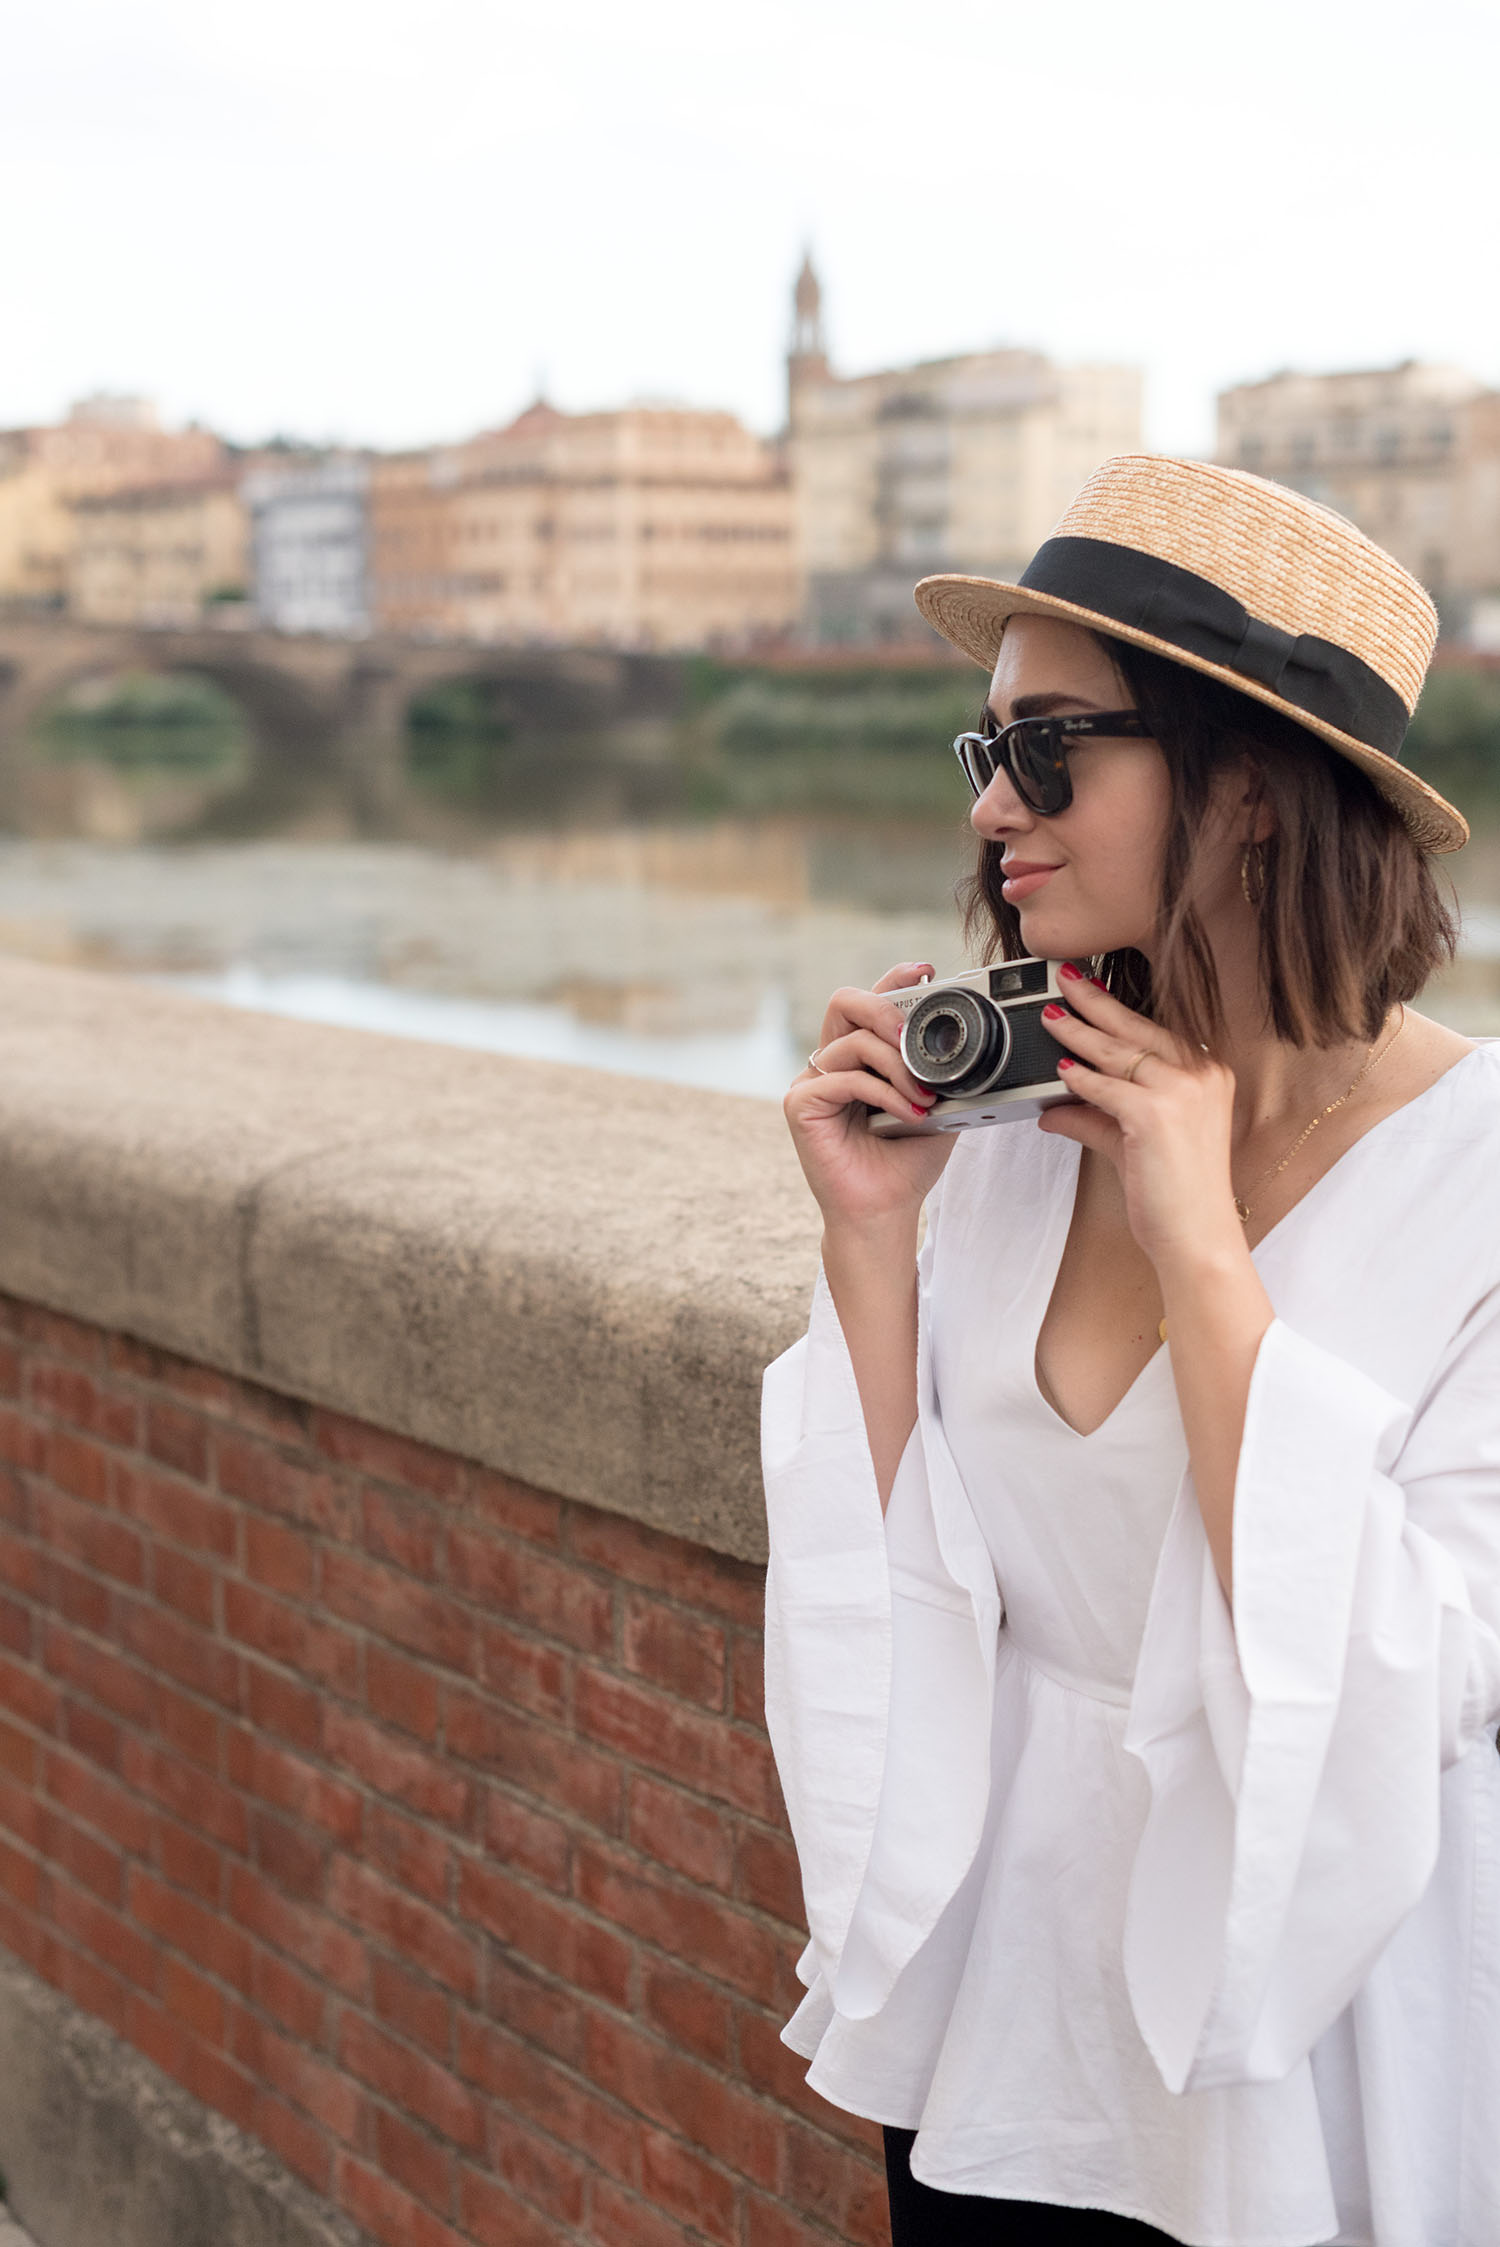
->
[1017,901,1146,962]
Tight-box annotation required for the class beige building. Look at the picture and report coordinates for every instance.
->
[1216,362,1500,610]
[786,256,1143,643]
[371,401,796,649]
[0,397,226,607]
[68,477,249,627]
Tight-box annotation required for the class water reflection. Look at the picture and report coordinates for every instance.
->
[0,816,1496,1101]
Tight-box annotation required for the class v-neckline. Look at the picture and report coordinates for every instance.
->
[1027,1041,1491,1443]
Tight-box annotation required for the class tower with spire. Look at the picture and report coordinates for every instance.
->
[786,250,829,430]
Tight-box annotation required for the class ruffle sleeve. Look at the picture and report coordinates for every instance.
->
[761,1189,1002,2023]
[1124,1299,1500,2095]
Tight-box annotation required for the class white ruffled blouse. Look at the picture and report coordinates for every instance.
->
[761,1042,1500,2247]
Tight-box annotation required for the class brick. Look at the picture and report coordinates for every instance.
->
[224,1732,362,1844]
[0,1770,41,1848]
[575,1839,781,2005]
[251,1945,325,2042]
[0,1343,19,1400]
[729,1632,766,1728]
[622,1593,726,1710]
[483,1794,569,1890]
[582,2011,780,2188]
[118,1598,239,1710]
[459,2168,576,2247]
[244,1515,315,1598]
[226,1865,367,1999]
[480,1949,583,2065]
[734,2009,880,2156]
[641,2126,738,2246]
[44,1555,111,1632]
[153,1681,220,1770]
[443,1695,622,1835]
[576,1667,784,1819]
[48,1878,158,1991]
[0,1716,34,1784]
[0,1593,32,1657]
[745,2195,859,2247]
[569,1509,765,1627]
[222,1581,360,1695]
[43,1625,152,1724]
[781,2122,890,2247]
[735,1828,804,1928]
[114,1464,236,1558]
[375,2105,453,2213]
[130,1866,253,1992]
[329,1860,478,2000]
[0,1527,41,1604]
[156,1818,223,1904]
[339,2011,483,2150]
[336,2156,471,2247]
[214,1434,355,1538]
[372,1951,452,2058]
[367,1645,439,1743]
[475,1622,568,1722]
[641,1960,734,2067]
[162,1955,225,2043]
[29,1364,137,1446]
[144,1401,210,1481]
[362,1487,440,1579]
[150,1545,217,1629]
[35,1487,144,1586]
[255,2091,332,2194]
[325,1708,472,1830]
[0,1650,60,1732]
[489,2125,589,2227]
[625,1774,734,1891]
[458,1859,632,2008]
[62,1699,122,1772]
[245,1662,323,1751]
[39,1807,121,1905]
[365,1802,451,1906]
[221,1378,310,1448]
[171,2031,257,2135]
[121,1739,249,1853]
[467,1468,563,1547]
[233,2013,364,2139]
[20,1307,100,1363]
[323,1552,473,1674]
[57,1945,131,2040]
[447,1532,613,1655]
[313,1410,466,1502]
[584,2178,699,2247]
[254,1812,328,1902]
[44,1429,112,1509]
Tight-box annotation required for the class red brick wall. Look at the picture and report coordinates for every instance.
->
[0,1294,889,2247]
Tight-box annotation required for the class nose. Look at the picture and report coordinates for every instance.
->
[970,763,1036,843]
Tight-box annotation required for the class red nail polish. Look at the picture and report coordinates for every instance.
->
[911,1102,929,1116]
[1056,1057,1075,1070]
[1089,975,1107,990]
[1058,962,1082,981]
[1042,1003,1066,1020]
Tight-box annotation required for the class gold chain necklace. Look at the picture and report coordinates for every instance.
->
[1156,1007,1405,1344]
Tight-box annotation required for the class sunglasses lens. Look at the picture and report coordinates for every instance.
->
[1009,725,1070,815]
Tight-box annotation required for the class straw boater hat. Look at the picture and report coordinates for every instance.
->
[915,453,1467,853]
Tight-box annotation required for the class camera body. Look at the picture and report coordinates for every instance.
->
[868,957,1080,1138]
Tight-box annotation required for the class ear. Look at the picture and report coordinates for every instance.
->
[1235,758,1277,846]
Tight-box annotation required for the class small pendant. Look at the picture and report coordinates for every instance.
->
[1234,1198,1252,1225]
[1158,1316,1168,1343]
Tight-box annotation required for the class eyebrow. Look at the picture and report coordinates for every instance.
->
[980,692,1107,728]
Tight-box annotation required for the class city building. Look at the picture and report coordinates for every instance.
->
[67,477,249,627]
[0,397,226,607]
[243,454,371,635]
[1215,363,1500,615]
[370,400,797,648]
[785,255,1143,643]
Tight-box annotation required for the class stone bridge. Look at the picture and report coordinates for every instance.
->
[0,617,686,828]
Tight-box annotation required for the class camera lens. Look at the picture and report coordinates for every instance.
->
[902,988,1011,1095]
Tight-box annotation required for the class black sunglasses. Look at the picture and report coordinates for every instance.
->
[952,710,1150,816]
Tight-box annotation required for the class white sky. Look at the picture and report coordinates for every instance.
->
[4,0,1497,458]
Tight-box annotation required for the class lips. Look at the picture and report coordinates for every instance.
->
[1000,861,1060,902]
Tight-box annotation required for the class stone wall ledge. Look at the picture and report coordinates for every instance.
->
[0,959,821,1564]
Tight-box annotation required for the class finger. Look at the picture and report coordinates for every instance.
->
[787,1066,933,1129]
[820,983,911,1051]
[1041,1004,1167,1078]
[1037,1102,1121,1159]
[871,962,935,996]
[1051,1056,1139,1119]
[812,1027,934,1107]
[1055,966,1196,1066]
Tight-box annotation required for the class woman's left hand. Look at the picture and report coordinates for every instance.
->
[1038,965,1244,1274]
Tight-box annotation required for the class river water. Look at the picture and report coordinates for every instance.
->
[2,819,1498,1099]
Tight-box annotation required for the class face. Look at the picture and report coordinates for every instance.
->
[973,614,1176,961]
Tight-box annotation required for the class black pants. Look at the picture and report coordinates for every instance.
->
[882,2129,1182,2245]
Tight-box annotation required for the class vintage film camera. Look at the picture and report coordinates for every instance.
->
[868,957,1082,1138]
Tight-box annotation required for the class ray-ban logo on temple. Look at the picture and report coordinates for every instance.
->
[953,711,1149,815]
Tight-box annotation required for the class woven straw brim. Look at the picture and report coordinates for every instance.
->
[916,574,1468,855]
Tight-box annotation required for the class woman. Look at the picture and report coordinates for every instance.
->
[762,454,1500,2246]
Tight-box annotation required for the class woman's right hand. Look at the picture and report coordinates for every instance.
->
[783,963,958,1228]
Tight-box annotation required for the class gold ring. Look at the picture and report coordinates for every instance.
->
[807,1051,830,1076]
[1122,1049,1150,1084]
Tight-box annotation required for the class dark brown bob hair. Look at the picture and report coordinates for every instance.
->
[960,632,1458,1054]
